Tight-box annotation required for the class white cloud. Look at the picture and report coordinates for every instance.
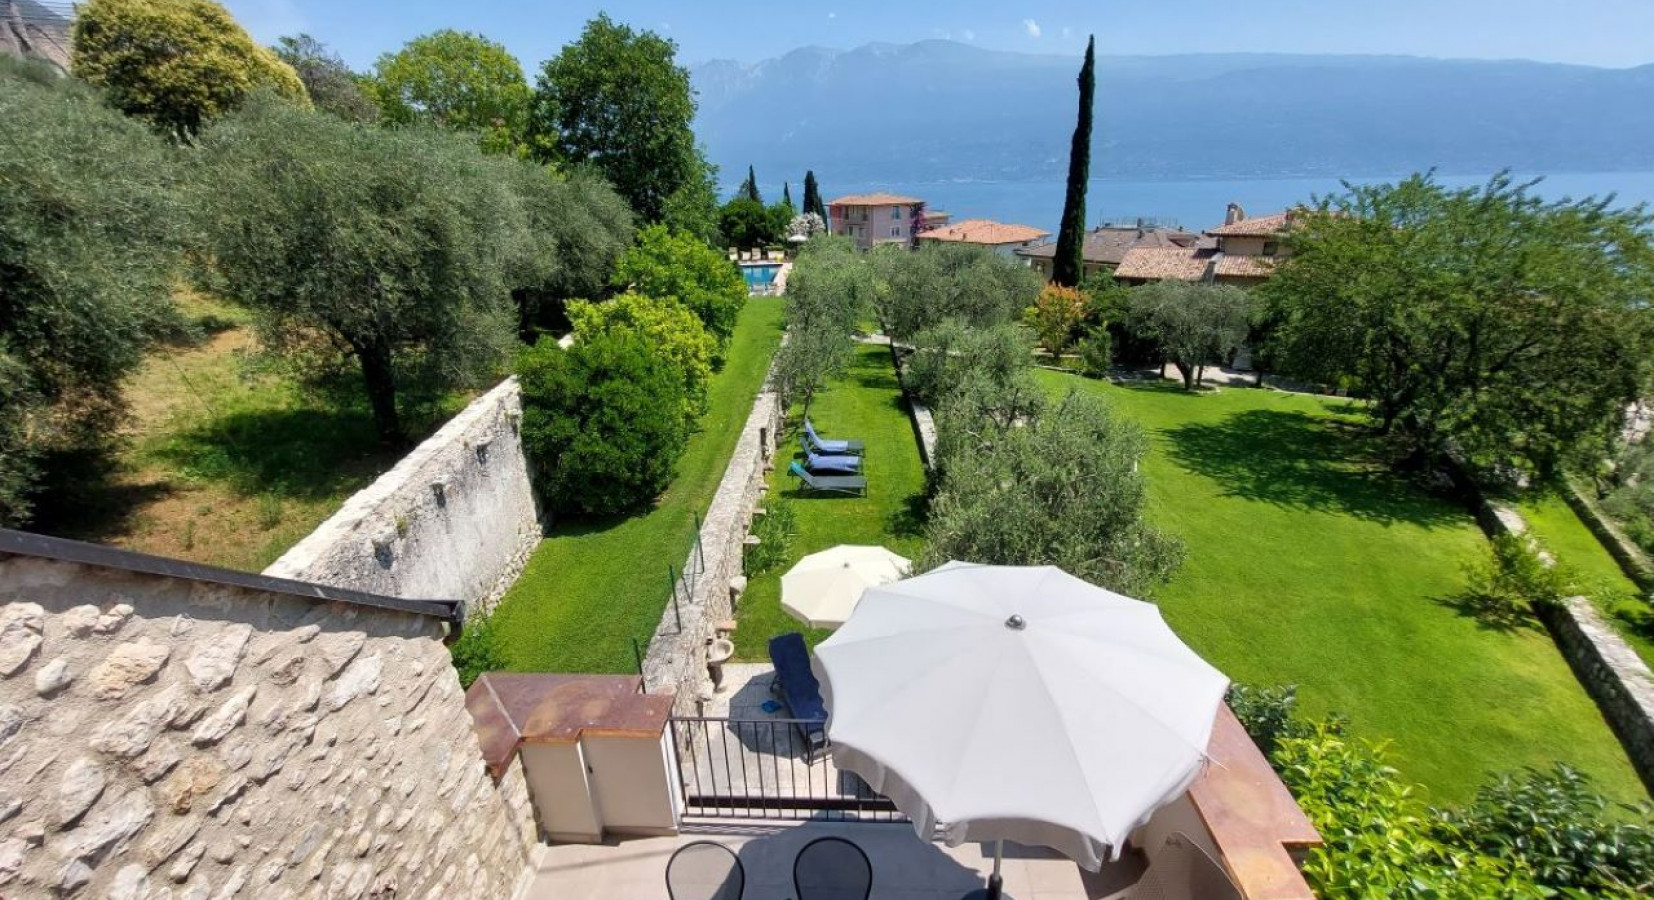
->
[1023,18,1042,38]
[828,11,837,19]
[963,28,976,41]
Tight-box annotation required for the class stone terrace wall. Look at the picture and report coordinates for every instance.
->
[0,553,537,899]
[642,377,782,713]
[265,378,541,617]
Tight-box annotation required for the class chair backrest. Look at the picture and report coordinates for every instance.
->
[789,461,810,480]
[793,836,872,900]
[665,840,745,900]
[805,420,822,441]
[768,632,820,691]
[1130,832,1243,900]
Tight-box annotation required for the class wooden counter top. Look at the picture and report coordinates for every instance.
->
[466,673,675,778]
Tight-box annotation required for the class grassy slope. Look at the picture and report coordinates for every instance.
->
[492,297,785,673]
[1037,373,1644,804]
[1518,493,1654,669]
[732,343,930,660]
[49,294,436,572]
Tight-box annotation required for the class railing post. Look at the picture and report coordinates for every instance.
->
[668,564,682,632]
[632,637,645,682]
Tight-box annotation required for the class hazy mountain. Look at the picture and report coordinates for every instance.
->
[0,0,72,72]
[690,40,1654,185]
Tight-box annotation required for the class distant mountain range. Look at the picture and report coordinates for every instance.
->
[0,0,72,72]
[690,41,1654,186]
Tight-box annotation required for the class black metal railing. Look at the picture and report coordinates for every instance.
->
[669,716,903,822]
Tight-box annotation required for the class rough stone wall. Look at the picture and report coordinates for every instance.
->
[0,554,537,899]
[1559,477,1654,591]
[642,377,782,715]
[265,378,542,617]
[1476,498,1654,794]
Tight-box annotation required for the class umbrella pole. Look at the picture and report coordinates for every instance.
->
[987,839,1003,900]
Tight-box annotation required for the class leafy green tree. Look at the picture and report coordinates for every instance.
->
[719,197,775,249]
[1260,173,1654,476]
[921,388,1183,596]
[870,241,1044,342]
[274,34,378,123]
[568,292,714,418]
[906,321,1032,408]
[495,162,634,341]
[0,60,183,525]
[532,14,698,221]
[190,98,522,444]
[1052,36,1095,288]
[802,170,826,219]
[370,29,531,156]
[1027,284,1091,357]
[517,329,687,515]
[612,225,747,348]
[766,199,797,244]
[661,151,723,246]
[737,165,762,203]
[71,0,307,138]
[1128,281,1251,389]
[783,183,793,208]
[773,237,870,416]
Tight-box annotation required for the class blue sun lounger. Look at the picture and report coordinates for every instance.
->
[800,439,862,473]
[768,632,828,760]
[788,462,868,496]
[805,419,864,455]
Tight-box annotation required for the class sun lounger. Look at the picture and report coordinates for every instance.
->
[768,632,828,760]
[788,462,868,496]
[805,420,864,454]
[800,440,861,474]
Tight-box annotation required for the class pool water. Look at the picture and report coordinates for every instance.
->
[741,264,780,291]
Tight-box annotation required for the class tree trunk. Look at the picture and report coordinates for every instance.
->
[1174,361,1195,391]
[354,339,403,446]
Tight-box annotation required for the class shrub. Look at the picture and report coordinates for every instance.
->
[1027,284,1090,357]
[450,612,507,689]
[1075,326,1113,377]
[612,224,747,349]
[744,498,797,576]
[1457,532,1571,626]
[1226,683,1313,758]
[569,293,714,419]
[72,0,307,137]
[517,330,688,516]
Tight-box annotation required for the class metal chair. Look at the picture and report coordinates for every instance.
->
[1130,832,1243,900]
[793,835,873,900]
[665,840,745,900]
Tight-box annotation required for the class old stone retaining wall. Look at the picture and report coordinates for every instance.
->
[1475,497,1654,794]
[642,376,783,713]
[0,553,538,899]
[1559,478,1654,592]
[264,378,542,617]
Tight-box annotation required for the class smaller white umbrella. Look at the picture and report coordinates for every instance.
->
[781,545,910,629]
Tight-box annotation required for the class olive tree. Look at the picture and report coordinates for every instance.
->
[870,241,1043,342]
[494,162,634,341]
[772,236,873,415]
[72,0,307,137]
[191,98,523,444]
[1128,281,1252,390]
[922,389,1184,596]
[274,34,378,123]
[0,60,183,525]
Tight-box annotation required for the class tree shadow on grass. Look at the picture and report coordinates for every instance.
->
[1431,589,1543,634]
[148,407,391,501]
[1161,407,1463,528]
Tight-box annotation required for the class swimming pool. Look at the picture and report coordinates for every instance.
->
[741,263,780,292]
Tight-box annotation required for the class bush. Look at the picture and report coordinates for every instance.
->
[1457,532,1571,626]
[744,498,797,576]
[72,0,307,137]
[1027,284,1090,357]
[0,59,184,525]
[568,292,715,419]
[1226,683,1313,758]
[450,612,507,689]
[612,224,747,349]
[517,329,687,516]
[1075,326,1113,377]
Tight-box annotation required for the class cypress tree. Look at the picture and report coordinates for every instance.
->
[803,170,825,219]
[783,182,793,208]
[1052,36,1095,288]
[738,164,761,203]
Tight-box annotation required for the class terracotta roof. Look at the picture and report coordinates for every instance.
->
[918,219,1050,246]
[1016,226,1200,265]
[1214,255,1278,278]
[1114,246,1211,281]
[1206,211,1293,237]
[828,192,923,207]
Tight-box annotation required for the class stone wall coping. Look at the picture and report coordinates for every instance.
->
[0,527,461,623]
[467,673,672,778]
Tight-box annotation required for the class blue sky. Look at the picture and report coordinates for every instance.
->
[223,1,1654,71]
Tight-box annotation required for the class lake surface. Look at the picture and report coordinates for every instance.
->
[820,171,1654,235]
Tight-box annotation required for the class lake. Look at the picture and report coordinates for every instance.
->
[817,171,1654,235]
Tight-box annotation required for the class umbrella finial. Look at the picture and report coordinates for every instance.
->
[1005,614,1026,631]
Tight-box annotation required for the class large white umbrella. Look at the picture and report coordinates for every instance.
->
[781,545,910,629]
[815,561,1228,894]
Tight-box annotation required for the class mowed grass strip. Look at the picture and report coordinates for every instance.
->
[732,342,929,660]
[1036,372,1645,804]
[493,297,785,673]
[1517,492,1654,670]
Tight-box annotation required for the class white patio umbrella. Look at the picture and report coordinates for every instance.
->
[781,545,910,629]
[815,561,1229,898]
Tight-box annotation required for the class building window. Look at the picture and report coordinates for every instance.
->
[892,206,903,220]
[1262,241,1280,256]
[890,226,900,237]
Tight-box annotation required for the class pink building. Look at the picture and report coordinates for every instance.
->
[827,192,941,250]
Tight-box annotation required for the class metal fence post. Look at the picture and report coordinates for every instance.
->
[668,564,682,631]
[632,637,645,681]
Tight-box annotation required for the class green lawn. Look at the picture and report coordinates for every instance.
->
[731,342,930,660]
[491,297,785,673]
[1037,372,1645,805]
[1517,492,1654,670]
